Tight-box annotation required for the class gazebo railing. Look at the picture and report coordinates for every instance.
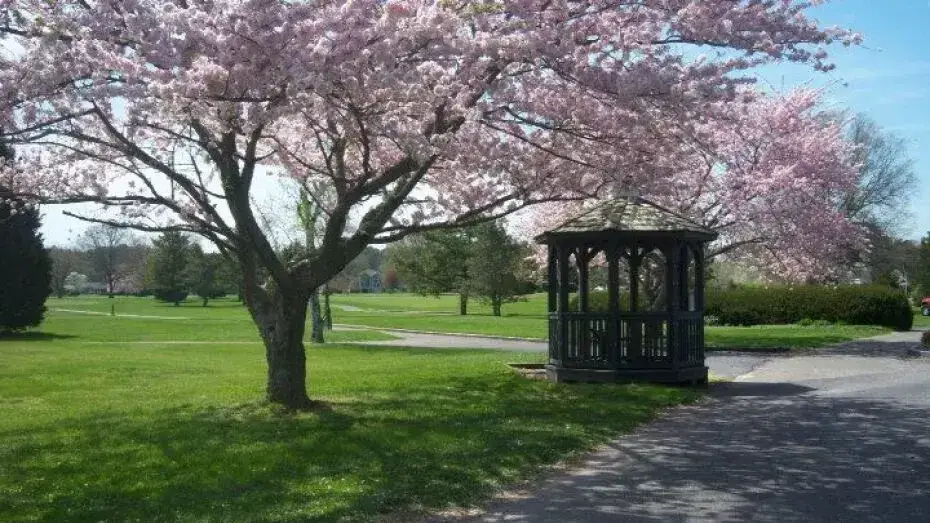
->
[675,315,704,367]
[548,312,703,370]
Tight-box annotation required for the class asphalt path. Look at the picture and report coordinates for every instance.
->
[359,329,774,380]
[426,333,930,523]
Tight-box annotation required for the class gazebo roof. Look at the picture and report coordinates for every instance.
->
[535,197,717,242]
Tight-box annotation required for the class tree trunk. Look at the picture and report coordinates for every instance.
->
[310,290,324,343]
[202,297,208,307]
[249,289,312,410]
[492,297,502,317]
[459,292,468,315]
[323,284,333,330]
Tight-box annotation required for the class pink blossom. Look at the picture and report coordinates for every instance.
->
[0,0,858,271]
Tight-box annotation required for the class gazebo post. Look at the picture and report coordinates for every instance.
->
[628,247,642,364]
[607,245,620,368]
[665,242,679,365]
[695,244,705,310]
[695,244,706,362]
[576,248,592,361]
[547,245,557,314]
[557,243,571,363]
[577,248,590,313]
[629,248,640,312]
[679,243,691,311]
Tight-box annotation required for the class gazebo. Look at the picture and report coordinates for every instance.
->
[535,198,717,384]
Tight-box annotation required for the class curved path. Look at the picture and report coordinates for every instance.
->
[424,332,930,523]
[357,329,774,380]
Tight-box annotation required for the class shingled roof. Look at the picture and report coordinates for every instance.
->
[535,198,717,242]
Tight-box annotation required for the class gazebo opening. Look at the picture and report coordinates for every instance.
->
[536,198,717,384]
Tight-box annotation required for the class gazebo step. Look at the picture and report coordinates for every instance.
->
[545,364,707,385]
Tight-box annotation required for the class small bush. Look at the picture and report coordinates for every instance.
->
[568,291,628,312]
[706,285,913,331]
[153,289,188,305]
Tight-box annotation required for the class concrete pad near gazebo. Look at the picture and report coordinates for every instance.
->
[535,197,717,384]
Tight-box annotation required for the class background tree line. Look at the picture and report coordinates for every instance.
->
[385,221,538,317]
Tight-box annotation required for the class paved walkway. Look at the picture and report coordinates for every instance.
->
[359,329,776,380]
[425,334,930,523]
[358,330,548,352]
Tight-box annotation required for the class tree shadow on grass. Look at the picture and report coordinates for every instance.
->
[0,331,77,341]
[0,375,694,522]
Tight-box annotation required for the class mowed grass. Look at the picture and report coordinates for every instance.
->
[1,298,699,522]
[44,296,397,343]
[913,308,930,329]
[331,293,890,349]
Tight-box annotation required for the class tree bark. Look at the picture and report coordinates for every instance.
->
[459,292,468,315]
[247,287,313,410]
[310,290,324,343]
[492,297,502,317]
[323,284,333,330]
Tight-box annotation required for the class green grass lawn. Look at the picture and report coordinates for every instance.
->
[913,308,930,329]
[331,293,889,349]
[0,298,699,522]
[703,324,887,350]
[44,296,397,343]
[47,294,892,349]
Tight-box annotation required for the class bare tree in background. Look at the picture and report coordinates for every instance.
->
[80,225,135,296]
[839,115,919,283]
[843,114,918,232]
[48,248,85,298]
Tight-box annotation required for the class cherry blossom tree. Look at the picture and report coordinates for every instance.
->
[0,0,858,408]
[529,88,863,282]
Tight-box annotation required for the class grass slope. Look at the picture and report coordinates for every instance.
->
[0,331,695,522]
[43,296,397,343]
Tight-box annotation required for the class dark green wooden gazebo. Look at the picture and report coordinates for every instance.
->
[535,198,717,384]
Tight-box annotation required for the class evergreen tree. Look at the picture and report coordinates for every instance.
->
[387,229,473,314]
[148,231,191,306]
[387,221,533,316]
[186,245,227,307]
[467,222,531,317]
[0,140,52,332]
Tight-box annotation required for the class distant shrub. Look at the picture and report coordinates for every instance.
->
[568,291,628,312]
[706,285,912,331]
[154,289,188,306]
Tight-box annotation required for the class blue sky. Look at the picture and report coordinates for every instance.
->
[38,0,930,245]
[759,0,930,240]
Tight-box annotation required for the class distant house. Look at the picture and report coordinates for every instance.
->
[358,269,382,293]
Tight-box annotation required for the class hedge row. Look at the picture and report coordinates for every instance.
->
[705,285,913,331]
[568,285,913,331]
